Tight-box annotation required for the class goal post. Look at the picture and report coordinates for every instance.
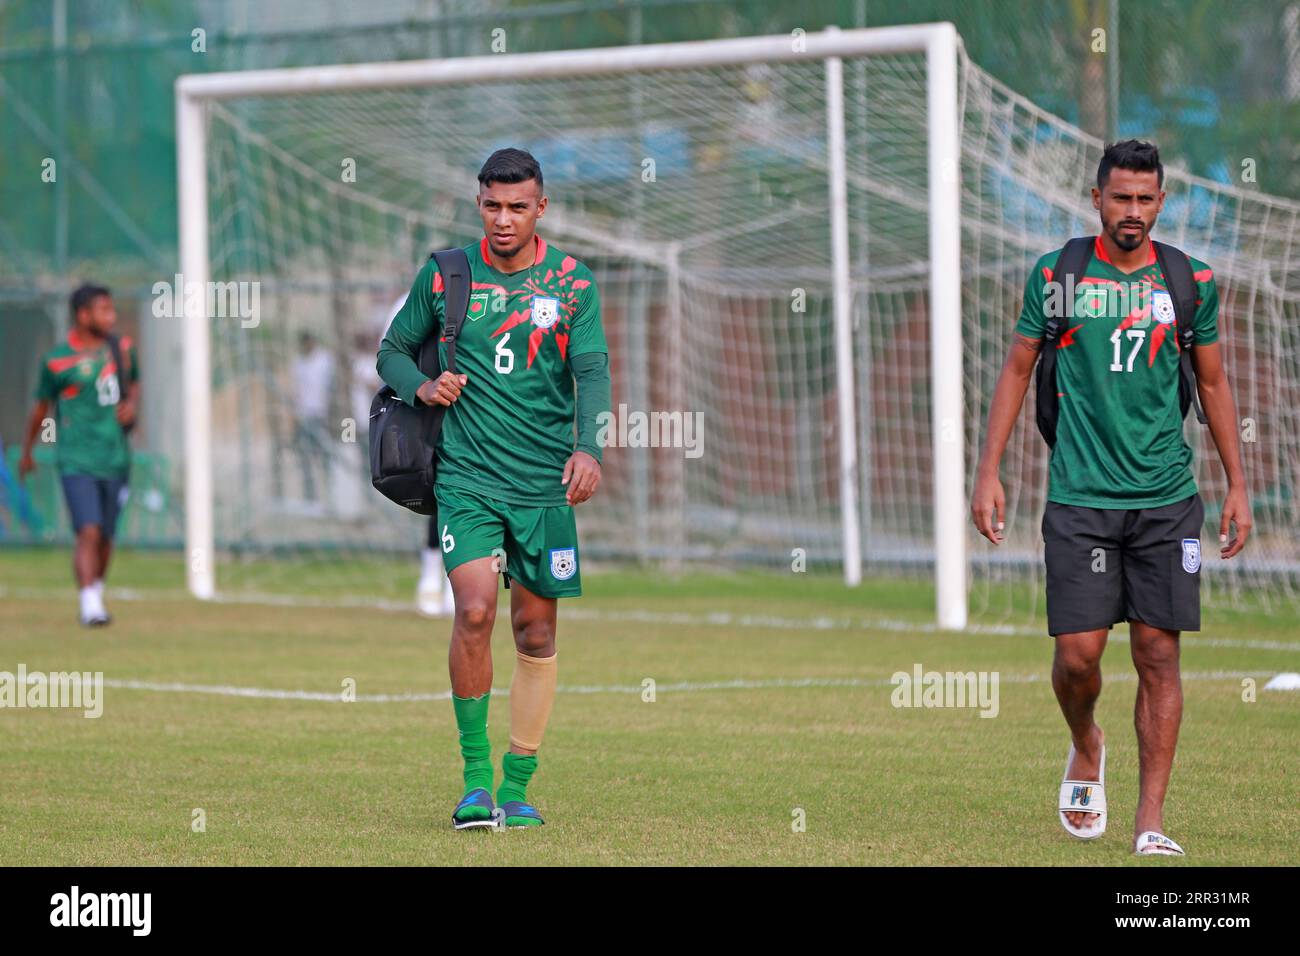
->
[924,24,966,631]
[176,84,214,601]
[175,24,969,624]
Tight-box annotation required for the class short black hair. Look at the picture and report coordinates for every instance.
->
[69,283,111,321]
[478,147,543,193]
[1097,139,1163,190]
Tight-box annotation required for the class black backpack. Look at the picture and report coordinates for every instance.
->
[369,247,471,514]
[106,334,135,435]
[1035,236,1209,448]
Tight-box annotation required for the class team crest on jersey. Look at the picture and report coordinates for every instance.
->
[467,292,491,322]
[1152,289,1176,325]
[1181,538,1201,573]
[531,296,560,330]
[549,547,576,581]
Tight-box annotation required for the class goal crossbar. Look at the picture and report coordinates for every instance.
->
[175,23,968,629]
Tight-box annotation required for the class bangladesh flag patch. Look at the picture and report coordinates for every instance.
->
[1074,285,1109,319]
[467,292,491,322]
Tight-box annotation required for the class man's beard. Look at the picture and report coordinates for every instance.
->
[1108,218,1148,252]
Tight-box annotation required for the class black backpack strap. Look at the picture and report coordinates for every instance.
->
[1042,236,1095,340]
[105,333,135,436]
[106,333,126,382]
[1152,240,1209,425]
[419,247,472,378]
[1035,236,1094,448]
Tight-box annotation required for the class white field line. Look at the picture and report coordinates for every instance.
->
[3,584,1298,654]
[86,670,1278,704]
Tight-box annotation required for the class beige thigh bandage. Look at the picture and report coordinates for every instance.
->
[509,650,557,751]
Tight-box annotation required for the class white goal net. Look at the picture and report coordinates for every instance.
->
[177,26,1300,621]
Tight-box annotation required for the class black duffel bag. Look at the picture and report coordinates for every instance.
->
[369,247,470,514]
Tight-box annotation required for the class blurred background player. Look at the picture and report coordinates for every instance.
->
[19,283,139,626]
[291,331,334,509]
[363,291,456,617]
[417,514,455,617]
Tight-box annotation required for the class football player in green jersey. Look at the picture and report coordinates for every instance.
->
[20,284,140,626]
[377,148,611,830]
[971,141,1251,857]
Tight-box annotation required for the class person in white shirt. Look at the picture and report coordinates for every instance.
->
[291,332,334,503]
[368,293,454,618]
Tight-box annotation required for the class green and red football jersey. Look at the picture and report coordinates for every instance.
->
[1016,236,1219,508]
[34,329,138,478]
[379,235,607,506]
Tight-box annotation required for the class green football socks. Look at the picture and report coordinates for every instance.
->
[497,751,538,807]
[452,692,493,797]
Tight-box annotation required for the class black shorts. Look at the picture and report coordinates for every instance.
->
[1042,493,1204,637]
[60,473,129,540]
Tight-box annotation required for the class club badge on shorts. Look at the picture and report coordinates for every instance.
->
[550,547,576,581]
[531,296,560,329]
[1152,289,1176,325]
[1181,538,1201,573]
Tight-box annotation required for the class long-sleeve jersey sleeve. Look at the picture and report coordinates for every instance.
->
[376,258,443,406]
[570,350,611,463]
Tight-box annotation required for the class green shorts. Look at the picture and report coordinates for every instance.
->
[433,483,582,598]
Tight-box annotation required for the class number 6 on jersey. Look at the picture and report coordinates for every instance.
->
[494,334,514,374]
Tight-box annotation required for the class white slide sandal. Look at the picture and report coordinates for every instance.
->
[1058,743,1107,839]
[1135,831,1185,856]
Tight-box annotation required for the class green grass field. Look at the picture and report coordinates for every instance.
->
[1,547,1296,866]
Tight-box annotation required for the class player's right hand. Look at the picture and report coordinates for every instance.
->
[18,452,35,480]
[970,471,1006,545]
[417,372,467,407]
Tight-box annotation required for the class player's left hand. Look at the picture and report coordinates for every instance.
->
[562,451,601,506]
[116,399,137,427]
[1219,484,1252,559]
